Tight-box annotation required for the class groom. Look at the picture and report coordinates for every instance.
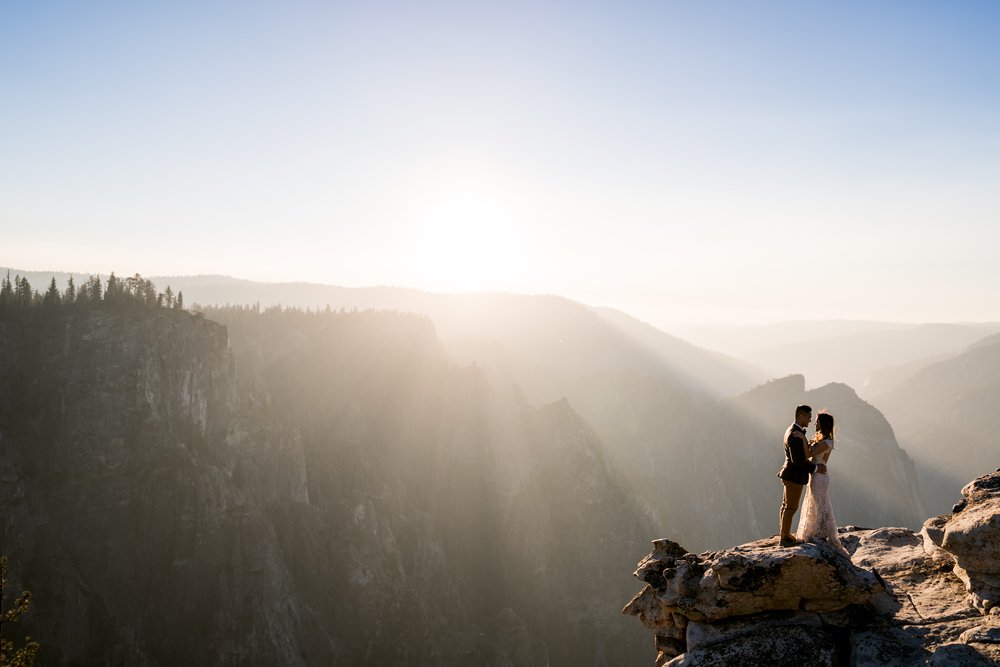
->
[777,404,827,546]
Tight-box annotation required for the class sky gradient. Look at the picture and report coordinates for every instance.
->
[3,1,1000,325]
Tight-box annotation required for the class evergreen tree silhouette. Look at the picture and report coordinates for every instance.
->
[42,278,61,308]
[0,273,12,309]
[64,276,76,304]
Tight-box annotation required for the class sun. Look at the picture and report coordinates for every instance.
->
[412,178,520,293]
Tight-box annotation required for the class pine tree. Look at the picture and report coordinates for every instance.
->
[106,272,121,304]
[20,278,29,306]
[42,278,61,308]
[87,275,102,301]
[13,277,34,308]
[141,277,157,306]
[164,286,175,309]
[175,291,184,310]
[64,276,76,304]
[0,273,12,309]
[76,280,89,304]
[0,555,39,667]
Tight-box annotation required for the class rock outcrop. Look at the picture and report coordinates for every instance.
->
[624,469,1000,665]
[923,472,1000,616]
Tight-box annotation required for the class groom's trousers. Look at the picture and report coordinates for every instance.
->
[780,479,805,537]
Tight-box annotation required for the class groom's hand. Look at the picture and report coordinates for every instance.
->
[816,464,827,475]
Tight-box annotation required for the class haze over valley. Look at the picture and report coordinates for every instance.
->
[0,271,954,663]
[3,1,1000,664]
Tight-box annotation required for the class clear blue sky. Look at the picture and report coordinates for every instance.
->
[3,1,999,324]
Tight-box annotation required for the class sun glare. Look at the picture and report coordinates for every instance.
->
[413,177,519,293]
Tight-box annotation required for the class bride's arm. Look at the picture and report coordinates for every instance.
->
[806,439,831,458]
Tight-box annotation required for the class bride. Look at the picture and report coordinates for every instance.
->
[796,411,849,557]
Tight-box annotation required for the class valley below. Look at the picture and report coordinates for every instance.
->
[0,276,993,665]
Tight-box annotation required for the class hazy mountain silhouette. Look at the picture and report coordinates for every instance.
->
[677,322,1000,398]
[861,352,953,398]
[873,331,1000,516]
[726,375,925,531]
[669,320,917,357]
[571,371,924,553]
[131,278,929,549]
[132,273,769,401]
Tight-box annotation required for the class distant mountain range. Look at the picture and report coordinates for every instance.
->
[2,268,980,528]
[872,331,1000,515]
[2,268,766,401]
[671,320,1000,398]
[670,320,920,356]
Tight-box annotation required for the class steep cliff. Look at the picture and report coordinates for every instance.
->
[0,305,653,664]
[624,469,1000,665]
[0,307,308,664]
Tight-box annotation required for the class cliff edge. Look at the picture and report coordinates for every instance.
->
[623,469,1000,665]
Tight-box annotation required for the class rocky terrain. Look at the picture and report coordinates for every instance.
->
[624,469,1000,665]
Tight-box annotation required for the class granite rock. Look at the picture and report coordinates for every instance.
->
[625,470,1000,665]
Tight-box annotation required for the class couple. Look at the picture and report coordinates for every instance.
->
[777,404,848,556]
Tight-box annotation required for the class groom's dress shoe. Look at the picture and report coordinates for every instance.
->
[779,536,800,547]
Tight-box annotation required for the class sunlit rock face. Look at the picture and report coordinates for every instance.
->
[623,469,1000,666]
[0,306,654,665]
[925,471,1000,616]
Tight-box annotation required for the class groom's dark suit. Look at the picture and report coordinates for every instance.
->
[777,422,817,541]
[778,423,817,484]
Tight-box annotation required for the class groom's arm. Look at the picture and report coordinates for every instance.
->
[788,432,817,473]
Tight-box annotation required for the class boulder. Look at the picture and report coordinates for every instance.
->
[623,534,882,663]
[625,470,1000,665]
[940,470,1000,614]
[625,536,881,623]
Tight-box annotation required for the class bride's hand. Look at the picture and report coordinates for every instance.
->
[815,464,828,475]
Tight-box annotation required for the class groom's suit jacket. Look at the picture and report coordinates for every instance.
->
[777,423,817,485]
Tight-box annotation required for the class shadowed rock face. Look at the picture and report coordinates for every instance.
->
[0,306,655,665]
[0,309,306,665]
[624,469,1000,666]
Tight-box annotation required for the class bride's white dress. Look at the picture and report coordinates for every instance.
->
[796,438,849,557]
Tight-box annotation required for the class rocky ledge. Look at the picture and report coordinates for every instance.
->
[623,469,1000,666]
